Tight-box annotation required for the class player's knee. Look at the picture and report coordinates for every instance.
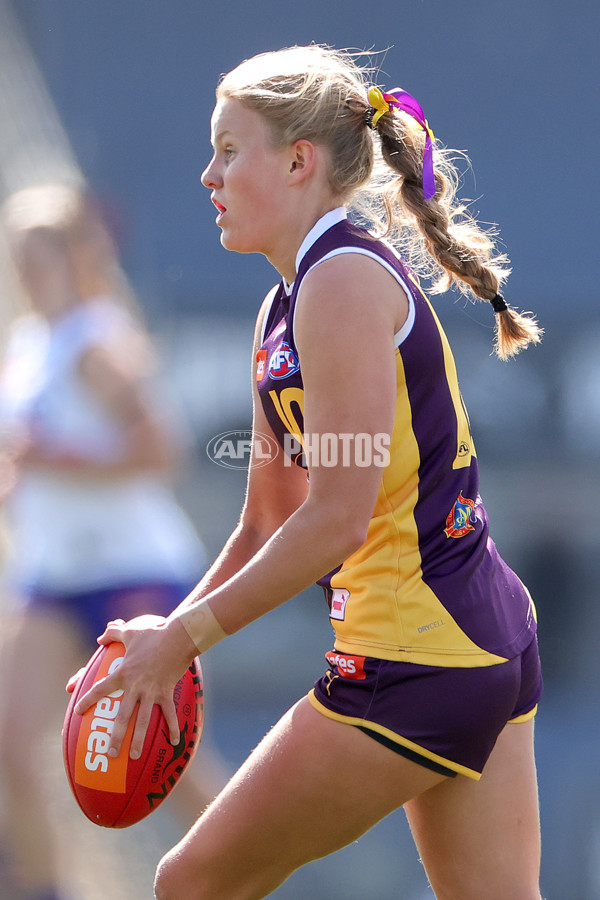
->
[154,851,184,900]
[154,845,282,900]
[154,849,217,900]
[154,849,195,900]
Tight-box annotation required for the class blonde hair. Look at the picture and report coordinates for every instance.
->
[218,45,542,359]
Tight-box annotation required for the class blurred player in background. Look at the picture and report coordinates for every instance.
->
[73,45,544,900]
[0,183,225,900]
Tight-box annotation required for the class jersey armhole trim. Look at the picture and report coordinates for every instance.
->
[293,248,416,350]
[259,285,281,345]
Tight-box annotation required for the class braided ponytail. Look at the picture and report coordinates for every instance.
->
[218,45,542,360]
[372,112,542,359]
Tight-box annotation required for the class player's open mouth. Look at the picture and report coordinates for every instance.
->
[212,198,227,226]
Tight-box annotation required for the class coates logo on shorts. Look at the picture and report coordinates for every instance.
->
[325,650,366,680]
[268,341,300,379]
[206,430,279,469]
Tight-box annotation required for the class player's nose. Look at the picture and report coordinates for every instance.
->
[201,156,222,189]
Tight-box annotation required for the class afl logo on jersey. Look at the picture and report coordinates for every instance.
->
[268,341,300,380]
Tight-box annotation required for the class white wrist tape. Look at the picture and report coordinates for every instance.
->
[178,600,228,654]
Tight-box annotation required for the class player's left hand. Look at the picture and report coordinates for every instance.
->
[70,614,197,760]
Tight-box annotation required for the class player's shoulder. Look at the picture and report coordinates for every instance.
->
[302,248,395,292]
[258,283,280,319]
[297,251,407,338]
[253,283,280,347]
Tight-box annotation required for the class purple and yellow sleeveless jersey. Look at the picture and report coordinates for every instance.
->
[256,209,536,667]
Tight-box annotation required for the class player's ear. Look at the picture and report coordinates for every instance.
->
[287,140,317,183]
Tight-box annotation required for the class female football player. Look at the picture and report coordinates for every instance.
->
[73,45,544,899]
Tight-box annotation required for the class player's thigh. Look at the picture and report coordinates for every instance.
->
[0,605,85,756]
[404,719,541,900]
[155,695,448,900]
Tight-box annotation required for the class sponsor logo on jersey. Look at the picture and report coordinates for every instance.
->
[444,491,476,538]
[256,349,267,380]
[329,588,350,621]
[325,650,367,680]
[268,341,300,380]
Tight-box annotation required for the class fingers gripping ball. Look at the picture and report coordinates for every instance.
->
[62,642,203,828]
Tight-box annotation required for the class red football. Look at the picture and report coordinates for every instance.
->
[63,641,203,828]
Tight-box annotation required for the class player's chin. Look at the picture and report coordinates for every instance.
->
[219,228,256,255]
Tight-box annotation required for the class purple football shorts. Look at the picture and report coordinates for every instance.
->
[309,635,542,780]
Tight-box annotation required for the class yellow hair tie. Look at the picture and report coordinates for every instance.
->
[367,86,391,128]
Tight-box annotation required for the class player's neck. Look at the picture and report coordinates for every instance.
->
[266,199,342,283]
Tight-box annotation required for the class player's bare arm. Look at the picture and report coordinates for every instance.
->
[73,258,401,757]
